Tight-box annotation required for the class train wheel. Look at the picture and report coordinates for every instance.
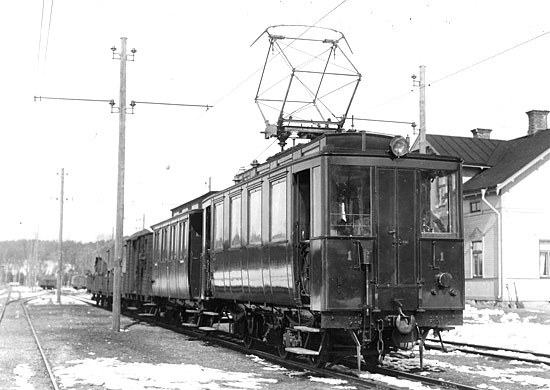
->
[277,345,293,360]
[305,332,327,368]
[243,330,255,349]
[242,313,257,349]
[308,354,326,368]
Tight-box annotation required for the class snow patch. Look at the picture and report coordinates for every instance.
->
[54,358,278,390]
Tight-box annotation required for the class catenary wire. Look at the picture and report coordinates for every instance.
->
[44,0,54,62]
[373,29,550,109]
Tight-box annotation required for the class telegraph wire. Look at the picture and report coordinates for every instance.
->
[44,0,54,61]
[211,0,348,108]
[428,29,550,87]
[38,0,46,64]
[373,29,550,109]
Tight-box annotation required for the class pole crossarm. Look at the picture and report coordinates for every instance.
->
[34,96,114,104]
[131,100,212,110]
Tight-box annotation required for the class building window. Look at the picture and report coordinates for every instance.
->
[540,240,550,278]
[248,188,261,244]
[270,178,287,241]
[472,240,483,278]
[230,196,241,248]
[470,200,481,213]
[213,202,224,250]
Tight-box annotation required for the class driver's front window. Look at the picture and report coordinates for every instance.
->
[329,165,371,236]
[420,170,458,234]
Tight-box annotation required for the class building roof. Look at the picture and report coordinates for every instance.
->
[463,130,550,193]
[424,134,506,166]
[420,130,550,194]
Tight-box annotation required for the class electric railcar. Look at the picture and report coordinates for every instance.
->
[89,131,464,368]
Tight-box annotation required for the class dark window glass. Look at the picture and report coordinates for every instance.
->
[329,165,371,236]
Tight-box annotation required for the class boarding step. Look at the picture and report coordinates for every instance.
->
[181,322,198,328]
[201,311,219,316]
[126,307,138,311]
[198,326,217,331]
[185,309,200,314]
[143,303,157,306]
[284,347,320,356]
[138,313,155,317]
[294,326,321,333]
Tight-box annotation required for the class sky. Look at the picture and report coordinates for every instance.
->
[2,0,550,242]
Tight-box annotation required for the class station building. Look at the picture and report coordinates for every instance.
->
[412,110,550,304]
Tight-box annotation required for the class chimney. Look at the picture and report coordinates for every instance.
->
[471,128,492,139]
[526,110,549,135]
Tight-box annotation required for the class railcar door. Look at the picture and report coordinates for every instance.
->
[376,168,417,311]
[188,212,203,299]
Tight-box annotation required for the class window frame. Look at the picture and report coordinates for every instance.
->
[213,200,224,250]
[540,240,550,278]
[269,177,287,242]
[420,169,459,236]
[470,200,481,213]
[229,195,242,248]
[248,186,262,245]
[328,164,372,237]
[472,240,483,278]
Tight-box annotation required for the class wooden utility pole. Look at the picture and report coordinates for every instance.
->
[57,168,64,304]
[418,65,427,153]
[112,37,128,332]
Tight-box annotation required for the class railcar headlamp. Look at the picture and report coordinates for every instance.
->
[389,136,409,157]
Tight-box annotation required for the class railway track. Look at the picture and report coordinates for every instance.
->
[0,287,60,390]
[70,293,486,390]
[425,338,550,366]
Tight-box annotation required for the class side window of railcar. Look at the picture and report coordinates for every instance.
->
[170,224,177,260]
[248,187,262,244]
[213,201,224,250]
[154,231,160,263]
[420,170,459,234]
[178,220,187,261]
[161,227,168,261]
[329,165,371,236]
[270,178,287,241]
[230,196,241,248]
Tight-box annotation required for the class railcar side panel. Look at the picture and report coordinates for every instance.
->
[419,239,464,310]
[228,249,245,299]
[267,244,294,304]
[322,238,367,311]
[246,246,264,300]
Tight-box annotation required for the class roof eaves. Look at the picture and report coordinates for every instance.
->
[496,148,550,194]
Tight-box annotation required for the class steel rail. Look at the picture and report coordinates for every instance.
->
[426,338,550,365]
[20,298,61,390]
[366,364,480,390]
[0,287,12,324]
[69,294,403,390]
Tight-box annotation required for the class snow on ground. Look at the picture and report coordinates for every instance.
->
[5,287,550,389]
[444,303,550,354]
[54,358,280,390]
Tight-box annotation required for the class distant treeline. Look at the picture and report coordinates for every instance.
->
[0,239,112,286]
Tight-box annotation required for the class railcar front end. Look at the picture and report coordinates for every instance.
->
[201,132,464,367]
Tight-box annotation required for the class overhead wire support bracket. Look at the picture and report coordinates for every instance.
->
[34,96,113,104]
[131,100,212,111]
[349,115,417,133]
